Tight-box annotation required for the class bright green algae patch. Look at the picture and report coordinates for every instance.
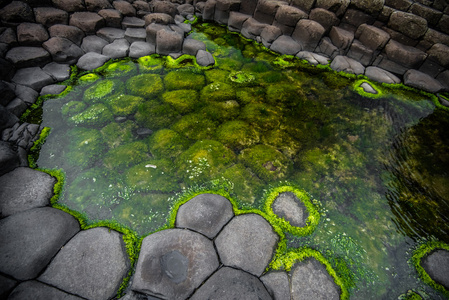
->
[31,21,449,299]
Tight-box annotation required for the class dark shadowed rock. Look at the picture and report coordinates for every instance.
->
[410,3,443,27]
[43,37,85,64]
[0,81,16,106]
[427,43,449,68]
[14,84,38,105]
[81,35,109,53]
[0,1,35,25]
[292,19,325,51]
[0,273,17,299]
[355,24,390,50]
[342,8,375,27]
[39,227,129,300]
[86,0,113,12]
[156,29,183,55]
[146,23,170,44]
[317,37,340,59]
[351,0,384,14]
[70,12,106,34]
[183,38,206,56]
[309,8,339,32]
[214,0,241,24]
[241,17,267,40]
[404,69,444,93]
[196,49,215,66]
[260,271,290,300]
[17,23,49,46]
[254,0,287,25]
[97,27,126,42]
[49,24,85,46]
[122,16,146,28]
[385,40,427,69]
[76,52,110,70]
[152,0,178,18]
[6,98,28,117]
[191,267,271,300]
[52,0,85,12]
[99,9,123,28]
[6,47,51,68]
[0,28,18,47]
[274,5,307,28]
[437,70,449,90]
[365,66,400,84]
[202,0,216,21]
[330,55,365,75]
[260,25,282,47]
[239,0,257,14]
[347,40,373,66]
[102,38,129,58]
[290,0,316,12]
[12,67,55,90]
[388,11,428,40]
[0,141,20,176]
[8,281,83,300]
[177,4,195,17]
[34,7,69,27]
[43,62,71,81]
[144,13,175,26]
[315,0,349,17]
[0,207,80,280]
[131,229,219,299]
[129,41,155,58]
[228,11,250,31]
[113,0,136,17]
[133,0,151,12]
[270,35,302,55]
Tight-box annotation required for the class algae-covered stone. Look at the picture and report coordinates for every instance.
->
[65,128,106,168]
[216,120,260,151]
[105,94,144,116]
[61,101,87,117]
[240,103,280,130]
[102,60,137,78]
[83,79,124,103]
[266,83,302,106]
[137,55,164,73]
[204,69,230,83]
[100,121,137,149]
[216,56,243,71]
[164,70,206,91]
[148,129,190,159]
[127,74,164,98]
[124,159,179,192]
[69,103,114,127]
[78,73,100,84]
[201,100,240,121]
[200,82,236,102]
[258,71,288,85]
[135,100,180,129]
[175,140,236,184]
[171,113,217,140]
[228,71,256,87]
[222,164,264,204]
[103,141,150,170]
[236,87,266,105]
[162,89,200,114]
[241,61,272,73]
[262,129,302,159]
[239,144,292,181]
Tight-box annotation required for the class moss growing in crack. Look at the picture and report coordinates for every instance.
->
[171,113,217,140]
[215,120,260,151]
[164,70,206,91]
[127,74,164,98]
[65,128,106,168]
[137,55,164,73]
[264,186,320,236]
[83,79,124,103]
[201,100,240,121]
[102,60,137,78]
[165,55,196,69]
[100,121,137,149]
[68,103,114,127]
[28,127,51,168]
[61,101,87,118]
[103,141,150,170]
[148,129,190,159]
[135,100,180,129]
[162,89,201,114]
[105,94,144,117]
[200,82,236,102]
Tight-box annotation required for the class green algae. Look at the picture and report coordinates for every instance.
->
[78,73,100,84]
[137,55,165,73]
[100,121,137,149]
[103,141,150,170]
[68,103,114,127]
[127,74,164,98]
[105,94,144,117]
[162,89,200,114]
[135,100,180,129]
[201,100,240,121]
[215,120,260,151]
[171,113,217,140]
[102,60,137,78]
[148,129,190,159]
[61,101,87,117]
[65,127,106,168]
[83,80,124,103]
[164,70,205,91]
[200,82,236,102]
[221,164,264,204]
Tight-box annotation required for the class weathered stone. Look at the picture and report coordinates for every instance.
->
[423,28,449,47]
[196,49,215,66]
[86,0,113,12]
[292,19,325,51]
[437,70,449,89]
[202,0,217,21]
[355,24,390,50]
[152,0,178,18]
[360,82,377,94]
[6,98,28,117]
[146,23,169,44]
[177,4,195,17]
[125,28,146,43]
[133,0,151,12]
[228,11,250,31]
[183,38,206,56]
[132,229,219,299]
[379,5,394,23]
[156,29,183,55]
[365,66,401,84]
[190,267,272,300]
[270,35,302,55]
[274,5,307,28]
[427,43,449,67]
[382,26,417,47]
[70,12,106,34]
[272,192,308,227]
[317,37,340,58]
[122,16,146,28]
[0,57,15,82]
[16,23,49,46]
[81,35,109,53]
[419,58,446,78]
[0,273,17,299]
[43,62,71,82]
[215,214,279,276]
[241,17,267,39]
[0,141,20,176]
[8,281,83,300]
[144,13,175,26]
[290,258,340,300]
[315,0,350,17]
[254,0,287,25]
[374,55,408,75]
[0,81,16,106]
[41,84,67,95]
[49,24,85,46]
[404,69,444,93]
[388,11,428,40]
[351,0,384,14]
[0,1,35,25]
[76,52,110,70]
[347,40,373,66]
[51,0,85,12]
[102,38,129,58]
[439,14,449,35]
[215,0,241,24]
[12,67,54,90]
[385,0,412,11]
[260,25,282,47]
[410,3,443,27]
[260,271,290,300]
[342,9,375,27]
[97,27,126,42]
[290,0,315,13]
[43,37,84,64]
[0,207,80,280]
[296,51,330,65]
[113,0,136,17]
[6,47,51,68]
[239,0,257,14]
[0,28,18,47]
[129,41,155,58]
[329,26,354,50]
[98,9,123,28]
[385,40,427,69]
[39,227,129,300]
[330,55,365,75]
[309,8,339,32]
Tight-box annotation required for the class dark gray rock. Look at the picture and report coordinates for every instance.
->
[6,47,51,68]
[152,0,178,18]
[290,258,340,300]
[374,55,408,75]
[437,70,449,90]
[296,51,330,65]
[385,0,412,11]
[423,28,449,49]
[196,49,215,66]
[388,11,428,40]
[0,141,20,176]
[365,66,400,84]
[176,193,234,239]
[190,267,272,300]
[133,0,151,12]
[347,40,373,66]
[427,43,449,68]
[48,24,85,46]
[228,11,250,31]
[385,40,427,69]
[0,207,80,280]
[0,1,35,25]
[355,24,390,51]
[177,4,195,17]
[270,35,302,55]
[51,0,85,13]
[146,23,170,44]
[144,13,175,26]
[291,0,318,12]
[378,5,394,23]
[0,81,16,106]
[113,0,136,17]
[254,0,287,25]
[97,27,126,43]
[34,7,69,27]
[351,0,384,14]
[274,5,307,28]
[125,28,146,43]
[17,23,49,46]
[330,55,365,75]
[342,8,375,27]
[156,29,183,55]
[202,0,216,21]
[81,35,109,53]
[309,8,339,33]
[40,84,67,95]
[129,41,155,58]
[315,0,349,17]
[76,52,110,70]
[404,69,444,93]
[131,229,219,299]
[260,271,290,300]
[9,281,83,300]
[39,227,130,300]
[0,28,18,47]
[418,58,446,78]
[0,273,17,299]
[99,9,123,28]
[239,0,257,14]
[317,37,340,59]
[409,3,443,27]
[292,19,325,51]
[241,17,267,40]
[183,38,206,56]
[43,62,71,82]
[260,25,282,47]
[102,38,129,58]
[12,67,55,91]
[215,214,279,276]
[43,37,85,64]
[86,0,113,12]
[70,12,106,34]
[439,14,449,35]
[6,98,28,117]
[214,0,241,24]
[122,16,146,28]
[272,192,308,227]
[329,26,353,50]
[136,127,153,137]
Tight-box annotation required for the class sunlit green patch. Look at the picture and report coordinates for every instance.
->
[61,101,87,118]
[353,79,384,99]
[28,127,51,168]
[83,80,124,103]
[165,55,196,69]
[65,127,106,168]
[124,159,179,192]
[68,103,114,127]
[239,103,280,130]
[105,94,144,116]
[103,141,150,170]
[126,74,164,98]
[78,73,100,84]
[137,55,165,73]
[204,68,230,83]
[215,120,260,151]
[221,164,264,204]
[148,129,190,159]
[164,70,206,91]
[162,89,201,114]
[102,60,137,78]
[236,86,266,105]
[201,100,240,121]
[135,100,180,129]
[228,71,256,87]
[100,121,137,149]
[200,82,236,102]
[171,113,217,140]
[398,290,423,300]
[239,144,292,181]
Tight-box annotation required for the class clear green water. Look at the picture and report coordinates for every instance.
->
[34,22,449,299]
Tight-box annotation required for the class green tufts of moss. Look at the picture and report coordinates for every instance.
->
[137,55,165,73]
[162,89,201,114]
[105,94,144,117]
[353,79,384,99]
[135,100,180,129]
[28,127,51,168]
[65,128,107,168]
[61,101,87,118]
[200,82,236,102]
[103,141,150,170]
[78,73,100,85]
[215,120,259,151]
[171,113,217,140]
[262,129,301,159]
[102,60,137,78]
[68,103,114,127]
[201,100,240,122]
[148,129,190,159]
[100,121,137,149]
[204,69,230,83]
[126,74,164,98]
[83,80,124,103]
[266,83,303,107]
[164,70,206,91]
[228,71,256,87]
[239,103,280,130]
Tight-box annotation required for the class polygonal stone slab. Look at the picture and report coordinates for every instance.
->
[97,27,126,42]
[270,35,302,55]
[70,12,106,34]
[260,271,291,299]
[34,7,69,27]
[81,35,109,53]
[196,49,215,67]
[0,207,80,280]
[176,193,234,239]
[77,52,110,70]
[0,141,20,177]
[421,249,449,290]
[43,37,85,64]
[8,281,84,300]
[132,229,219,299]
[129,41,155,58]
[12,67,55,91]
[102,38,129,58]
[48,24,85,46]
[404,69,444,93]
[215,213,279,276]
[39,227,130,300]
[6,47,51,68]
[330,55,365,75]
[0,273,17,299]
[0,167,56,217]
[364,66,400,84]
[17,23,50,46]
[43,62,71,82]
[190,267,272,300]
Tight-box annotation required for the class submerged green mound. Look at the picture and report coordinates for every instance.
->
[127,74,164,98]
[83,80,124,103]
[215,120,260,151]
[162,89,201,114]
[135,100,179,129]
[68,103,114,127]
[65,128,106,169]
[148,129,190,159]
[164,70,205,91]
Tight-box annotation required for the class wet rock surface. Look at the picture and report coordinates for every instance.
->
[272,192,308,227]
[422,249,449,290]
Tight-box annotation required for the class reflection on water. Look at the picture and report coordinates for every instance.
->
[34,22,449,299]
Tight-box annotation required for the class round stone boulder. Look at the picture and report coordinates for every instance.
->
[176,193,234,239]
[131,229,219,299]
[215,213,279,276]
[421,249,449,290]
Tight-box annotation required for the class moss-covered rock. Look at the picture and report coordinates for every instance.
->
[221,163,264,204]
[200,82,236,102]
[241,61,272,73]
[83,79,124,103]
[258,71,288,85]
[102,60,137,78]
[171,113,217,140]
[124,159,179,192]
[135,100,180,129]
[61,101,87,117]
[68,103,114,127]
[239,103,280,130]
[204,69,230,83]
[105,94,144,116]
[216,56,243,71]
[137,55,165,73]
[65,127,106,168]
[228,71,256,87]
[78,73,100,85]
[103,141,150,170]
[164,70,206,91]
[215,120,259,151]
[236,87,266,105]
[127,74,164,98]
[148,128,190,159]
[175,139,236,184]
[262,129,302,159]
[239,144,292,181]
[266,83,302,107]
[100,121,137,149]
[201,100,240,121]
[162,89,200,114]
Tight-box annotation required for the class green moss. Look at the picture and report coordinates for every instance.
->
[162,89,201,114]
[201,100,240,121]
[204,69,230,83]
[236,87,266,105]
[126,74,164,98]
[215,56,243,71]
[262,129,301,159]
[164,70,206,91]
[221,164,264,204]
[228,71,256,87]
[100,121,137,149]
[266,83,304,107]
[148,129,190,159]
[135,100,180,129]
[239,103,280,130]
[241,61,272,73]
[102,60,137,78]
[239,144,292,182]
[68,103,114,127]
[171,113,217,140]
[65,128,106,168]
[28,127,51,168]
[215,120,259,151]
[103,141,150,170]
[398,290,423,300]
[105,94,144,117]
[61,101,87,117]
[412,241,449,297]
[83,80,124,103]
[137,55,165,73]
[258,71,288,85]
[165,55,196,69]
[78,73,100,84]
[200,82,236,102]
[322,72,353,89]
[124,159,179,192]
[353,79,384,99]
